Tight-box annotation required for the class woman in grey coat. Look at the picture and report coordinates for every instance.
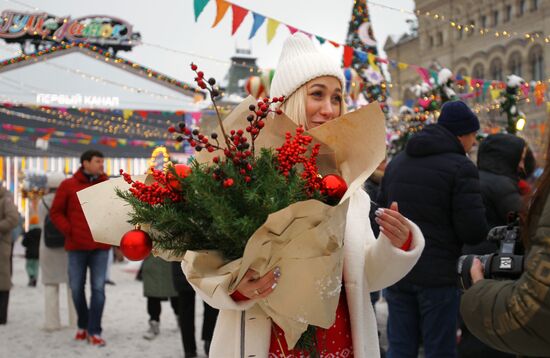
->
[38,172,76,331]
[0,183,19,324]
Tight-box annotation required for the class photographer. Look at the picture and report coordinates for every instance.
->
[461,149,550,356]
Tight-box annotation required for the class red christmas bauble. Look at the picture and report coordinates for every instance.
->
[168,164,192,191]
[120,229,152,261]
[321,174,348,201]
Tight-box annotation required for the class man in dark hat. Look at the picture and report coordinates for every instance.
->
[378,101,489,357]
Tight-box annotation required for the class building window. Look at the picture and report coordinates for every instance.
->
[490,58,504,81]
[530,46,544,80]
[508,52,523,76]
[437,32,443,46]
[519,0,526,16]
[481,15,487,28]
[532,0,539,11]
[493,10,499,26]
[505,5,513,21]
[429,35,434,47]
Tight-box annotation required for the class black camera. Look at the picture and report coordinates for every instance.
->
[457,216,524,290]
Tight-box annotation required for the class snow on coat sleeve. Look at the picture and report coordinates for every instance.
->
[348,189,425,292]
[460,192,550,357]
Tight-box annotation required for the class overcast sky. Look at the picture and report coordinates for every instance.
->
[0,0,416,109]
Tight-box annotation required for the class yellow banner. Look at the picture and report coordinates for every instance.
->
[490,89,500,100]
[267,18,280,44]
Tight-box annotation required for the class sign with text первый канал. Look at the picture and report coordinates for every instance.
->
[0,10,141,54]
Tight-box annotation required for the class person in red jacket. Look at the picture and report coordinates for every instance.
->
[50,150,110,347]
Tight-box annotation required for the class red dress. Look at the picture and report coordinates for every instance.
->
[268,285,353,357]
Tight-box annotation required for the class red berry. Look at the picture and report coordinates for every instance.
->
[191,63,198,71]
[197,71,204,78]
[276,109,283,115]
[245,176,251,183]
[223,178,234,188]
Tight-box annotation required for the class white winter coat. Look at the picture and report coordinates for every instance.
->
[183,189,425,358]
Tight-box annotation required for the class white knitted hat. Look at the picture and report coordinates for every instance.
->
[46,172,65,189]
[270,33,345,99]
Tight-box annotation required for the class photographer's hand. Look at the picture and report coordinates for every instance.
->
[470,257,484,284]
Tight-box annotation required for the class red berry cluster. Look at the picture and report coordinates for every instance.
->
[120,169,181,205]
[168,122,219,153]
[276,127,322,196]
[191,63,219,98]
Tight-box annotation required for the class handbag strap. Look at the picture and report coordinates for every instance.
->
[41,198,50,212]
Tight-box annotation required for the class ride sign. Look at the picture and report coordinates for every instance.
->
[0,10,141,52]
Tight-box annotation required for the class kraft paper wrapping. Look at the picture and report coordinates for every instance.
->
[77,175,147,246]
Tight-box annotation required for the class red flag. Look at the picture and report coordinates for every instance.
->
[343,46,354,67]
[328,40,340,48]
[231,4,248,35]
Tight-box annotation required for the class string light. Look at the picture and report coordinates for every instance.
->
[367,1,550,45]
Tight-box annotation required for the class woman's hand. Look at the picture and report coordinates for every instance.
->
[235,267,281,299]
[375,202,412,248]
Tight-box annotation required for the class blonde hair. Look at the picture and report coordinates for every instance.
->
[280,79,347,130]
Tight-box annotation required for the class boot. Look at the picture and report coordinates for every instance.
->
[143,320,160,340]
[0,291,9,324]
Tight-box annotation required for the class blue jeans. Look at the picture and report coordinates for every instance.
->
[386,282,459,358]
[68,250,109,336]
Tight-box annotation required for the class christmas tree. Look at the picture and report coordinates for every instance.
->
[343,0,389,113]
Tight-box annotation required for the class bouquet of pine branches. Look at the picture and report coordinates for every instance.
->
[81,63,386,352]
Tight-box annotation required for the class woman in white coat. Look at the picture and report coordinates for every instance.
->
[38,172,76,331]
[183,33,425,357]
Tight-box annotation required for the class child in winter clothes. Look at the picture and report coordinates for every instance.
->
[22,215,41,287]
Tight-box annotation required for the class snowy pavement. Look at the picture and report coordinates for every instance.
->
[0,241,392,358]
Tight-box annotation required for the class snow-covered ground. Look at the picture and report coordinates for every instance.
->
[0,241,392,358]
[0,241,208,358]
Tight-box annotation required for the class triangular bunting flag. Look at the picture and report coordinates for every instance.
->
[429,70,438,85]
[212,0,230,28]
[315,35,326,44]
[415,66,431,84]
[490,88,501,100]
[343,46,354,67]
[267,18,280,44]
[231,4,248,35]
[463,76,472,92]
[397,62,408,70]
[249,12,265,39]
[194,0,210,21]
[355,50,367,63]
[367,53,380,73]
[328,40,340,48]
[286,25,299,34]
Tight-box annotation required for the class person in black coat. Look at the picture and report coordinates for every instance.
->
[22,217,41,287]
[171,261,218,358]
[458,133,526,358]
[379,101,489,357]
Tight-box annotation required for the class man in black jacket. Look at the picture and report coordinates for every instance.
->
[379,101,489,358]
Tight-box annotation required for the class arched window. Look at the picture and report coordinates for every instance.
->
[490,58,504,81]
[508,52,522,76]
[472,64,485,102]
[529,46,544,81]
